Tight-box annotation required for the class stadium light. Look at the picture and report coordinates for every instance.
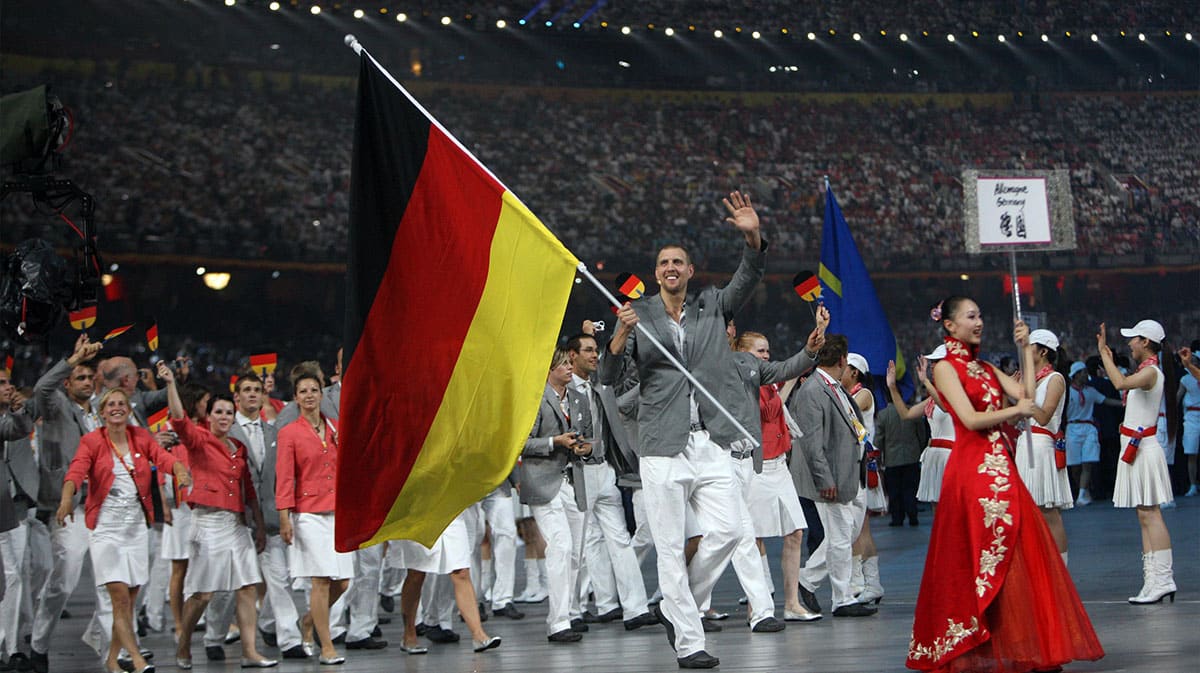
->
[1064,31,1072,38]
[224,0,235,6]
[880,30,887,36]
[781,28,789,35]
[396,12,407,22]
[441,16,451,25]
[268,1,280,10]
[196,267,206,276]
[203,273,231,291]
[1090,33,1098,42]
[751,30,760,39]
[828,29,836,36]
[545,21,552,27]
[496,19,506,28]
[621,26,631,35]
[998,34,1006,42]
[1164,31,1171,37]
[353,9,364,19]
[899,33,908,42]
[1187,33,1193,41]
[971,31,979,38]
[713,29,723,38]
[1041,33,1049,42]
[947,34,955,42]
[1138,32,1146,41]
[806,32,816,40]
[665,27,675,36]
[309,5,320,15]
[852,32,861,41]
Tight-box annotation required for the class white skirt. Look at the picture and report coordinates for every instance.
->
[289,512,354,580]
[184,507,262,595]
[917,446,951,502]
[1113,436,1174,508]
[161,504,192,560]
[91,516,149,587]
[395,512,471,574]
[748,456,807,537]
[1017,435,1073,509]
[865,480,888,513]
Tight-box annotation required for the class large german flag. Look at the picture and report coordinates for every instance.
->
[337,49,579,550]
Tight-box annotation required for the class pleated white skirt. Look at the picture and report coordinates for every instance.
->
[1016,435,1074,509]
[916,446,951,502]
[90,514,149,587]
[160,504,192,560]
[1113,437,1174,508]
[748,456,807,537]
[184,507,262,594]
[289,512,354,580]
[395,511,471,574]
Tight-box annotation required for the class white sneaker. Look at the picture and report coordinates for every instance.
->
[1185,485,1199,497]
[1075,490,1092,506]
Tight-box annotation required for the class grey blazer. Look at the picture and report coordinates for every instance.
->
[518,385,587,508]
[33,359,94,509]
[228,416,280,534]
[592,383,641,487]
[597,242,766,458]
[787,370,867,504]
[274,383,340,428]
[721,349,817,473]
[0,410,35,533]
[129,388,168,428]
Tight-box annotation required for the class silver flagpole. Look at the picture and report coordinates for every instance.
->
[1010,250,1036,471]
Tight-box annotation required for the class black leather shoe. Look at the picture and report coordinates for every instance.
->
[205,646,226,661]
[494,603,525,620]
[281,646,308,659]
[414,623,430,637]
[379,595,395,613]
[29,650,47,673]
[377,616,392,626]
[677,651,720,669]
[832,603,878,617]
[8,653,31,672]
[569,618,588,632]
[596,607,623,623]
[546,629,582,643]
[427,627,459,644]
[623,611,659,631]
[701,618,722,633]
[259,629,278,648]
[478,602,489,622]
[370,626,383,638]
[346,636,388,650]
[330,633,345,645]
[580,610,600,624]
[653,605,676,651]
[751,616,786,633]
[798,584,822,615]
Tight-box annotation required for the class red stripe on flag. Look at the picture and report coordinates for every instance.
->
[338,126,503,549]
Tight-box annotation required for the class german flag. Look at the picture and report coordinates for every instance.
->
[249,353,277,376]
[616,272,645,299]
[337,48,579,550]
[2,355,11,378]
[103,324,134,342]
[69,306,97,330]
[146,322,159,352]
[793,271,821,302]
[147,407,170,433]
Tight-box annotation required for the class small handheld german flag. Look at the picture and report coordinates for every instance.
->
[103,324,135,342]
[69,306,97,331]
[146,322,159,352]
[249,353,278,376]
[793,271,822,302]
[229,374,239,393]
[147,407,170,433]
[2,355,12,378]
[615,272,645,300]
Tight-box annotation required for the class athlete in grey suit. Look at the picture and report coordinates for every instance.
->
[520,352,591,642]
[29,336,103,668]
[787,335,874,617]
[1,382,35,664]
[600,191,765,669]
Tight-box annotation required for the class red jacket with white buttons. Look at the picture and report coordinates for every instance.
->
[171,414,256,513]
[275,417,338,514]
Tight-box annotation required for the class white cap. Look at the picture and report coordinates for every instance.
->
[847,353,870,375]
[925,344,948,361]
[1028,329,1059,350]
[1120,319,1165,344]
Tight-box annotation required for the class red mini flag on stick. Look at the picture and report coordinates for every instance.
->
[146,322,159,352]
[337,45,579,550]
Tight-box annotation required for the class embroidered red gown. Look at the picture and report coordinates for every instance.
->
[907,338,1104,673]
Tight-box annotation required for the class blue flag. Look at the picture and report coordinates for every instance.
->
[818,180,913,408]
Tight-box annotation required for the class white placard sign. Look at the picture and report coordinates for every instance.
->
[963,169,1076,254]
[976,176,1051,246]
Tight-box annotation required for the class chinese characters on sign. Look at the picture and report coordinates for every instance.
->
[976,177,1053,247]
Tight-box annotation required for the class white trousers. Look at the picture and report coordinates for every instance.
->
[710,457,776,623]
[799,487,866,610]
[0,524,28,656]
[579,519,616,612]
[202,591,236,648]
[346,544,383,641]
[630,489,654,566]
[481,490,517,610]
[419,572,454,629]
[580,462,649,619]
[31,503,89,652]
[257,535,303,650]
[640,431,741,659]
[530,479,586,635]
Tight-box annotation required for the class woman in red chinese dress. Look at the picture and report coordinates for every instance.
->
[907,296,1103,673]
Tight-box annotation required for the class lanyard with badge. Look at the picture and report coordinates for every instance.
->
[102,427,152,526]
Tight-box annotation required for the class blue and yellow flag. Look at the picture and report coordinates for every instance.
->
[818,180,913,407]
